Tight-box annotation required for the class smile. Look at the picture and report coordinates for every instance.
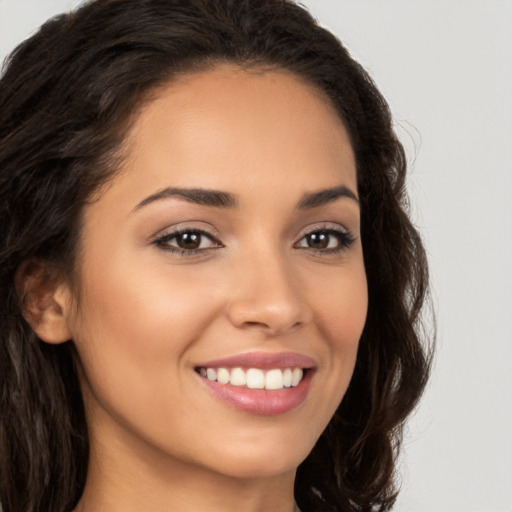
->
[195,352,315,415]
[197,367,305,390]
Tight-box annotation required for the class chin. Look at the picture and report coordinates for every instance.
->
[195,430,316,480]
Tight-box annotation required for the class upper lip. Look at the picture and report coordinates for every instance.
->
[196,351,316,370]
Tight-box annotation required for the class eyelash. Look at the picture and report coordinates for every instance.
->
[153,225,355,256]
[153,228,223,256]
[294,226,356,254]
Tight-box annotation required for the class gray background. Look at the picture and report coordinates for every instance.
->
[1,1,511,510]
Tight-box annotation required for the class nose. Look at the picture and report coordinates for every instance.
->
[226,249,312,336]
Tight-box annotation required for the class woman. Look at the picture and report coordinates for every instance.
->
[0,1,432,511]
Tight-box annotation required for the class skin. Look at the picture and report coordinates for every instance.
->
[44,65,368,512]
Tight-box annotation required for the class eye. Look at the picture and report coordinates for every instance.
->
[296,227,355,252]
[154,229,222,254]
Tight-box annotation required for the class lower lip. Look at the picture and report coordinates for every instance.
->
[198,371,313,416]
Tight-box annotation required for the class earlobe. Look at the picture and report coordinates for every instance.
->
[16,260,73,344]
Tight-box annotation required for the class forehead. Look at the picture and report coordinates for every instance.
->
[101,65,357,209]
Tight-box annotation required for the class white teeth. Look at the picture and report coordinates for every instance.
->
[265,369,283,390]
[199,366,305,390]
[283,368,293,388]
[291,368,303,387]
[246,368,265,389]
[230,367,247,386]
[217,367,230,385]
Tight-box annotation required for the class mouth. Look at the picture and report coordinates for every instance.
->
[194,352,315,415]
[195,366,306,390]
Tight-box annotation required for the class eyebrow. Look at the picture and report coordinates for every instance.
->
[297,185,359,209]
[134,187,238,211]
[133,184,358,212]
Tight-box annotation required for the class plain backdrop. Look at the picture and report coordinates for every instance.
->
[1,1,511,511]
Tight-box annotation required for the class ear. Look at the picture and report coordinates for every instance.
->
[16,260,74,344]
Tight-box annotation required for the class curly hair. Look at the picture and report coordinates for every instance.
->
[0,1,433,511]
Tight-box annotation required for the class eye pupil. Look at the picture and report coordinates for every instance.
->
[307,232,330,249]
[177,232,201,249]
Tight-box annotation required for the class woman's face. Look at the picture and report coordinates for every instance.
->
[66,65,368,479]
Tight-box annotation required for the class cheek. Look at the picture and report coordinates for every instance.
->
[69,250,224,414]
[314,258,368,349]
[69,257,229,459]
[74,249,217,352]
[312,262,368,402]
[325,280,367,350]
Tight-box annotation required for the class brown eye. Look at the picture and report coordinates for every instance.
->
[296,228,355,253]
[175,232,202,250]
[155,229,221,253]
[305,232,331,249]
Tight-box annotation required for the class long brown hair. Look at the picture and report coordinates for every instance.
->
[0,1,433,511]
